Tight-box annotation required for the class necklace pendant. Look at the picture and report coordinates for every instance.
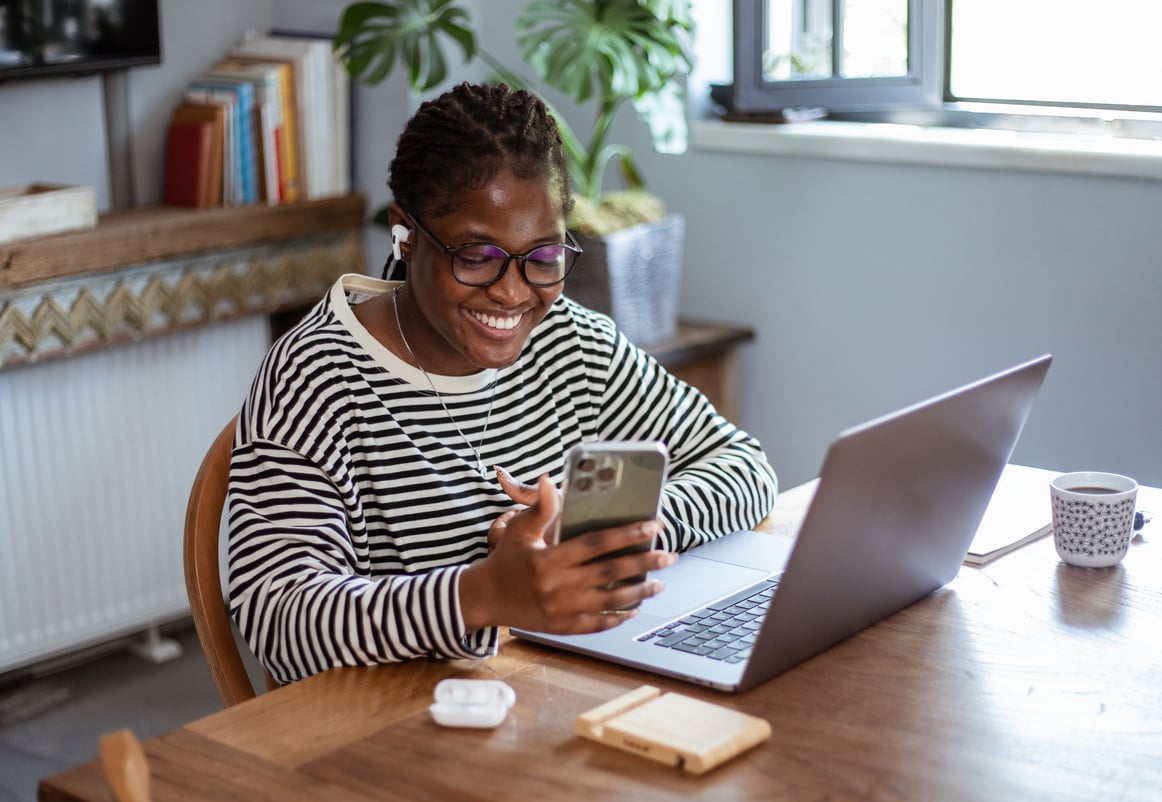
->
[475,453,488,479]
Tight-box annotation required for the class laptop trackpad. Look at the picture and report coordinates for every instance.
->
[641,556,772,620]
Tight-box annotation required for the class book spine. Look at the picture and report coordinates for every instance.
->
[190,80,256,205]
[162,120,213,208]
[182,88,240,206]
[275,65,300,202]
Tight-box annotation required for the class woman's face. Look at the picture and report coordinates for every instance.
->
[400,170,568,375]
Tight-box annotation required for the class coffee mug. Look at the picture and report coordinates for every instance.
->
[1050,472,1138,568]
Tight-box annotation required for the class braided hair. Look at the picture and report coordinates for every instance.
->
[388,82,574,222]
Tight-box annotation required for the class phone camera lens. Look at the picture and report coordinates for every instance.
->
[596,466,616,482]
[575,476,593,492]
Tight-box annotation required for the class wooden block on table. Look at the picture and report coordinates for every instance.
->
[575,685,771,774]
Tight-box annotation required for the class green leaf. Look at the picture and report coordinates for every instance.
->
[632,79,688,155]
[517,0,691,104]
[638,0,695,29]
[334,0,476,92]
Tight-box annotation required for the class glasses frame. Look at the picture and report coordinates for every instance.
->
[405,211,583,288]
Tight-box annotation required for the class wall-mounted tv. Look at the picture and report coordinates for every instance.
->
[0,0,161,82]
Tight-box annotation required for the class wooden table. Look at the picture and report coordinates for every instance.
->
[40,485,1162,801]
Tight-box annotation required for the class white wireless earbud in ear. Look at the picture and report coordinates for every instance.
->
[390,224,410,261]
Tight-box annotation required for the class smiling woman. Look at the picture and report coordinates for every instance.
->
[224,81,779,685]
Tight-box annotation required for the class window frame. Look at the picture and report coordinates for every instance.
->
[728,0,1162,135]
[730,0,943,114]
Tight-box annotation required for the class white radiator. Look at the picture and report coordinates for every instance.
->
[0,318,270,674]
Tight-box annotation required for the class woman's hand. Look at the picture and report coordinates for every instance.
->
[461,472,676,634]
[485,466,546,552]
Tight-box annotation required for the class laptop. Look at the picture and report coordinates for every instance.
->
[513,355,1052,692]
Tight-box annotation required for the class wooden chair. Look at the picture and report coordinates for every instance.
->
[99,729,151,802]
[183,416,274,707]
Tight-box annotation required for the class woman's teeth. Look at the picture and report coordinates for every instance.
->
[470,310,522,331]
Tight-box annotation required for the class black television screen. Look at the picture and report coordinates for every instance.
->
[0,0,161,81]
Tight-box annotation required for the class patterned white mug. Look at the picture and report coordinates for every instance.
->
[1050,472,1138,568]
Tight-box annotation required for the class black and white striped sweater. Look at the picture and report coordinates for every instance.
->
[227,274,778,684]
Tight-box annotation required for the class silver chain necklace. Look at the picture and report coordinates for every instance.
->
[392,287,496,478]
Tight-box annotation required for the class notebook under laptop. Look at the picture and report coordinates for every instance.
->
[512,355,1052,692]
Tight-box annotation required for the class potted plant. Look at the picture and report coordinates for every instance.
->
[333,0,694,346]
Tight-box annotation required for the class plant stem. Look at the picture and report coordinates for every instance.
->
[584,98,620,204]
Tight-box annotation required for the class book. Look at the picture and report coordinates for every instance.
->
[182,87,239,206]
[325,39,351,196]
[233,31,349,200]
[186,78,257,205]
[207,59,287,205]
[964,463,1061,565]
[169,102,226,206]
[213,57,299,202]
[162,119,216,207]
[231,34,327,200]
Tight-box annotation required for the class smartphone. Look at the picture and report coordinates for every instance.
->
[553,441,669,601]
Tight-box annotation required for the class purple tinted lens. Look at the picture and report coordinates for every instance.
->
[455,245,507,269]
[476,245,508,259]
[527,245,566,265]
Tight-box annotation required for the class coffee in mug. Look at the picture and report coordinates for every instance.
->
[1050,472,1138,568]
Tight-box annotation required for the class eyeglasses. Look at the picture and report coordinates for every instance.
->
[406,212,583,288]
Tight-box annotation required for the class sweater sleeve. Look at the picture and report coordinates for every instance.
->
[227,439,498,685]
[594,326,779,552]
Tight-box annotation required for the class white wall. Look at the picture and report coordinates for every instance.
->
[652,150,1162,488]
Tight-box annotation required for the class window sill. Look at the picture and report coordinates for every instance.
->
[691,118,1162,182]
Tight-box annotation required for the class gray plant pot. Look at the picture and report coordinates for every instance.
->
[566,214,685,347]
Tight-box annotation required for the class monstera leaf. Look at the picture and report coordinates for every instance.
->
[516,0,689,102]
[334,0,475,91]
[334,0,694,211]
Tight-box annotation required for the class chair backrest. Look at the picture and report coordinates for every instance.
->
[183,415,268,707]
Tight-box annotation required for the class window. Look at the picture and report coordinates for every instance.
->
[729,0,1162,134]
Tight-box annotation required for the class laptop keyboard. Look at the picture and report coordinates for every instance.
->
[635,578,780,663]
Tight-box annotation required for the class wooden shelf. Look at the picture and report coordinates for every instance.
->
[0,195,366,292]
[0,195,368,371]
[646,321,754,421]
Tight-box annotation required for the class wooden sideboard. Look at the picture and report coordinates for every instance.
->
[0,195,367,370]
[645,321,754,421]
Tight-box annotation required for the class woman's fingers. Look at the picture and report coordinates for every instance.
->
[551,577,670,633]
[495,466,542,505]
[487,510,518,551]
[559,520,666,567]
[487,473,562,557]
